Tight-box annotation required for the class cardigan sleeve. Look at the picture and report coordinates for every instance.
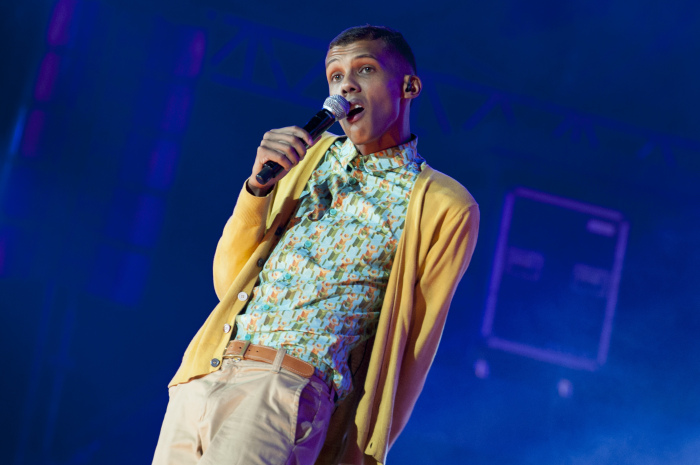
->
[389,201,480,447]
[212,135,339,301]
[212,183,273,299]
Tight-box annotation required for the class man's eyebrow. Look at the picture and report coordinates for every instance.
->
[325,53,380,67]
[353,53,379,61]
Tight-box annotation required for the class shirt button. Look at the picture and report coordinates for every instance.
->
[237,292,248,301]
[223,323,232,333]
[210,358,220,367]
[256,258,265,267]
[329,208,337,216]
[304,240,312,248]
[262,304,270,311]
[244,334,251,341]
[284,272,292,280]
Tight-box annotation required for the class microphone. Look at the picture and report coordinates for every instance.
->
[255,95,350,185]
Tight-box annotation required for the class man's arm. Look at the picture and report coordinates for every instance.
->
[212,125,312,299]
[212,185,271,299]
[390,202,480,446]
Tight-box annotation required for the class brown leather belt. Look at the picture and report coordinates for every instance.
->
[223,340,315,378]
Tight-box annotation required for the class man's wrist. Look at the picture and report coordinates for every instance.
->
[245,179,273,197]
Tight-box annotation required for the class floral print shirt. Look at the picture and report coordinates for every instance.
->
[235,136,423,400]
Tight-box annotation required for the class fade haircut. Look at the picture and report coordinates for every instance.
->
[328,25,417,74]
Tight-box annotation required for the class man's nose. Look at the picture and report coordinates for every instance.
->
[341,76,359,94]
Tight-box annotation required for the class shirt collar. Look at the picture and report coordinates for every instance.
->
[335,136,422,173]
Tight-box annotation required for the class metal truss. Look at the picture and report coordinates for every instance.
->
[207,12,700,172]
[208,14,328,108]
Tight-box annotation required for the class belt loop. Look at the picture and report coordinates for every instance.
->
[238,340,251,359]
[271,348,286,373]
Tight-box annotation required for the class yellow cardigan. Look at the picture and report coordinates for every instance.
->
[169,133,479,464]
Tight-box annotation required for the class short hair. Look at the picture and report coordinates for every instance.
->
[328,25,417,74]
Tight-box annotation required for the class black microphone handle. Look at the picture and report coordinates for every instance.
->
[255,109,336,185]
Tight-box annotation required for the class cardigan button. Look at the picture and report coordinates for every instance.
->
[237,292,248,301]
[256,258,265,267]
[223,324,232,333]
[210,358,220,367]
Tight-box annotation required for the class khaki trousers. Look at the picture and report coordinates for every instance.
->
[153,357,334,465]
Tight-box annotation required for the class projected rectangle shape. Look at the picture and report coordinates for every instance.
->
[482,187,628,371]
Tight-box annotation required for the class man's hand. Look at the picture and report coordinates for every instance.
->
[246,126,313,196]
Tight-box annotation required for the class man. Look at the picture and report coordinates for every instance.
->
[153,25,479,465]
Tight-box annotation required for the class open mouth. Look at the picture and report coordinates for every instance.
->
[346,104,364,121]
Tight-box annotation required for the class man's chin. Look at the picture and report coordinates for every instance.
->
[340,126,363,145]
[343,133,368,149]
[341,125,384,154]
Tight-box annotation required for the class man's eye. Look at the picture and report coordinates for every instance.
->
[331,74,342,81]
[360,66,373,73]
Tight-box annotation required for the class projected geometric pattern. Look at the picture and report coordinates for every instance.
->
[482,187,629,371]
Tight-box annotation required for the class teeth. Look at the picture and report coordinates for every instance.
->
[347,104,364,118]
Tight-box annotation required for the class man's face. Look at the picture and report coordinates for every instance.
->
[325,39,410,155]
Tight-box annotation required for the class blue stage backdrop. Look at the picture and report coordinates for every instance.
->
[2,1,699,464]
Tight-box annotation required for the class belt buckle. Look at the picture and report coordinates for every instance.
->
[224,340,251,362]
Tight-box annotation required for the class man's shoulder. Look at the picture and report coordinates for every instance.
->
[419,164,478,211]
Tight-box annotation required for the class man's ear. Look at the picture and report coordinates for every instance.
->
[402,75,422,100]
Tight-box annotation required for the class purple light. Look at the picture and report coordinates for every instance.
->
[487,337,598,371]
[162,86,192,133]
[513,187,623,220]
[34,53,61,102]
[506,247,544,282]
[571,263,610,298]
[20,110,46,158]
[481,191,515,338]
[176,30,207,77]
[482,187,628,371]
[130,194,164,247]
[8,107,28,156]
[47,0,77,47]
[597,221,629,366]
[147,140,179,190]
[557,379,573,398]
[586,218,617,237]
[474,359,490,379]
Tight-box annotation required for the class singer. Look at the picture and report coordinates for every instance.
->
[153,25,479,465]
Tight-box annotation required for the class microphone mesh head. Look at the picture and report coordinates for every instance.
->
[323,95,350,120]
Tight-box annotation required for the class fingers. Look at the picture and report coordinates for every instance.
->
[249,126,312,191]
[265,127,313,151]
[258,141,298,169]
[262,128,312,166]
